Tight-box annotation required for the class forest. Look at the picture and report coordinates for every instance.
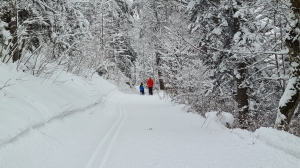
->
[1,0,300,136]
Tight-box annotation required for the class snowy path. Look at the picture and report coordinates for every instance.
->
[1,90,300,168]
[86,97,127,168]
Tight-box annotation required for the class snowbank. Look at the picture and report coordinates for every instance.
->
[254,127,300,158]
[204,111,300,159]
[0,63,117,146]
[204,112,300,159]
[231,127,300,160]
[205,111,234,128]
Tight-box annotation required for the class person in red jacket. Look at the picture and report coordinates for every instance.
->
[147,77,154,95]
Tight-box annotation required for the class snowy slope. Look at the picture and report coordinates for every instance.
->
[0,63,116,146]
[0,63,300,168]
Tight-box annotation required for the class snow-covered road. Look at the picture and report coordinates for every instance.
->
[1,90,300,168]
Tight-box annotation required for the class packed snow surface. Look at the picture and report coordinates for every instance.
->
[1,63,300,168]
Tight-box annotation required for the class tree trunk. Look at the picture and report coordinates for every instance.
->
[156,52,165,90]
[237,62,249,129]
[276,0,300,130]
[7,4,19,63]
[232,1,249,129]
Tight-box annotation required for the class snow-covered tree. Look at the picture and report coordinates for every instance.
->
[80,0,135,82]
[276,0,300,131]
[186,0,289,129]
[1,0,91,76]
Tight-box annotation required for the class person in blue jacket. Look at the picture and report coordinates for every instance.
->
[140,82,145,95]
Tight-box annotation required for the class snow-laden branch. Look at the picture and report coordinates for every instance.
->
[264,49,289,55]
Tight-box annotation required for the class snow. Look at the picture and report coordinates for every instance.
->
[186,0,199,12]
[234,31,241,42]
[212,27,222,35]
[0,20,11,47]
[51,32,57,39]
[205,111,234,128]
[0,63,300,168]
[254,127,300,159]
[0,62,116,146]
[278,77,297,108]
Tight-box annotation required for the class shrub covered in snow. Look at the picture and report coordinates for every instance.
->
[205,111,234,128]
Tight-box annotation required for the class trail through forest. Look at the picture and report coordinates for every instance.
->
[0,89,299,168]
[2,1,300,167]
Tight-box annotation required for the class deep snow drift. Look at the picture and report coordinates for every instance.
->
[0,63,300,168]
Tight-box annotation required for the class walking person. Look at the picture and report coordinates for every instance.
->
[147,77,154,95]
[139,82,145,95]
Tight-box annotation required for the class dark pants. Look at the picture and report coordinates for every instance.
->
[140,90,144,95]
[149,87,153,95]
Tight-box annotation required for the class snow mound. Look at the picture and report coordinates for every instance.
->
[254,127,300,159]
[205,111,234,128]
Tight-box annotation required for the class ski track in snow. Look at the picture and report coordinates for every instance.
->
[85,97,127,168]
[1,87,300,168]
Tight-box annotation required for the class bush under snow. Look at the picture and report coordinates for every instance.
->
[205,111,234,128]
